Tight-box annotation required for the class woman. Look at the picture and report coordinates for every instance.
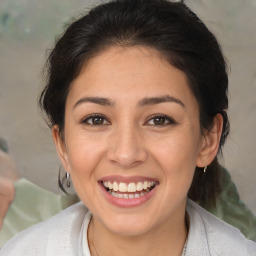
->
[1,0,255,255]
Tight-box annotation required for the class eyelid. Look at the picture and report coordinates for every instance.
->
[80,113,111,125]
[144,114,177,126]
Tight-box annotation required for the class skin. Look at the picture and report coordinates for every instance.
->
[0,150,18,229]
[0,177,15,229]
[53,46,223,256]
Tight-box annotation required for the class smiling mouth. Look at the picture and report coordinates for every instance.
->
[101,180,157,199]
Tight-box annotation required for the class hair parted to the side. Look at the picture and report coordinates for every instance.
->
[39,0,229,207]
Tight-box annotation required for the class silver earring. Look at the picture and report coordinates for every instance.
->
[203,166,207,173]
[66,172,71,188]
[58,166,74,194]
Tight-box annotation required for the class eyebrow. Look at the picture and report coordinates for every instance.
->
[73,95,185,110]
[73,97,114,110]
[138,95,185,107]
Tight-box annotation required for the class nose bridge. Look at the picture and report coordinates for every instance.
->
[107,119,147,168]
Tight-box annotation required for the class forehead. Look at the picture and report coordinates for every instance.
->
[67,46,197,108]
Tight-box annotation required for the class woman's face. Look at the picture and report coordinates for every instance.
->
[54,46,213,236]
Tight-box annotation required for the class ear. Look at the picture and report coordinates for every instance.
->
[52,125,70,172]
[196,113,223,167]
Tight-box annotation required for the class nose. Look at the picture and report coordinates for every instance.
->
[106,123,148,168]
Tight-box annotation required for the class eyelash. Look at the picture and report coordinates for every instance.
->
[80,114,176,127]
[80,114,110,126]
[145,114,176,126]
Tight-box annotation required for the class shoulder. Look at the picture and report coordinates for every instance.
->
[0,202,89,256]
[186,199,256,256]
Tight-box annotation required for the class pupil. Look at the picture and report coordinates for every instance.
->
[93,117,103,125]
[154,117,165,125]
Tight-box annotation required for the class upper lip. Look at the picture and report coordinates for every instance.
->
[99,175,158,184]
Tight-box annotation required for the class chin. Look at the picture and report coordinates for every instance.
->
[109,223,152,237]
[100,212,156,237]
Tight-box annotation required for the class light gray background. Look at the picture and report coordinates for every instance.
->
[0,0,255,214]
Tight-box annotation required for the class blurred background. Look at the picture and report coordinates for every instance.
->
[0,0,255,214]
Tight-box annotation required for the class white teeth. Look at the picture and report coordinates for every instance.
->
[127,183,136,192]
[103,180,156,193]
[116,193,123,198]
[119,182,127,192]
[113,181,118,191]
[136,182,143,191]
[108,181,113,189]
[128,194,134,199]
[111,191,122,198]
[110,191,147,199]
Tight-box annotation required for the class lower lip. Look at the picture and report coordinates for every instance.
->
[99,182,157,208]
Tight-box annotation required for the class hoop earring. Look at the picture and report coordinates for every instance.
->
[203,166,207,173]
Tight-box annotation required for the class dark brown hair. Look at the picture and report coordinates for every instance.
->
[39,0,229,207]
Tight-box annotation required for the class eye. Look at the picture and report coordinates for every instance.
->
[81,114,110,126]
[145,114,176,126]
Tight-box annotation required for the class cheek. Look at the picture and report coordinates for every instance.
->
[64,124,106,178]
[152,129,200,182]
[67,140,102,174]
[154,130,200,162]
[65,138,104,204]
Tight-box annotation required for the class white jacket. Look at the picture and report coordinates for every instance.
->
[1,199,255,256]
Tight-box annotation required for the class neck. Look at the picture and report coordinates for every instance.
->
[88,212,188,256]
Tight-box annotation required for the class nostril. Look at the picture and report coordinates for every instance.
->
[106,129,148,168]
[107,147,148,168]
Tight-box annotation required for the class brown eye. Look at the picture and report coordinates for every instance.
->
[91,116,104,125]
[153,117,166,125]
[146,115,176,126]
[82,114,110,126]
